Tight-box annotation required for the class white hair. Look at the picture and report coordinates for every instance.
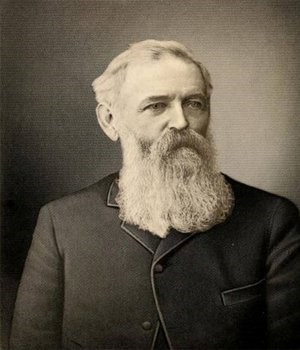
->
[115,127,234,237]
[91,39,213,108]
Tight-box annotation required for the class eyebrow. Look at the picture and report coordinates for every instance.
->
[140,95,171,103]
[183,93,206,100]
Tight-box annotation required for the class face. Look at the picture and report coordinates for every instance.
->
[114,54,210,143]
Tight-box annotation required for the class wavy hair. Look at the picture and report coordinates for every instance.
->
[91,39,213,108]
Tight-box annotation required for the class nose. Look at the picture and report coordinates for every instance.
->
[168,104,188,130]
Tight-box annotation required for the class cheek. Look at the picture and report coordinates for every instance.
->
[189,114,209,135]
[140,118,169,136]
[124,117,168,141]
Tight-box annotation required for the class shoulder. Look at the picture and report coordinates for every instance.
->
[30,173,119,255]
[226,174,298,209]
[225,174,299,226]
[42,172,118,215]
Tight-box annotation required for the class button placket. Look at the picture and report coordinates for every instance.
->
[150,260,173,350]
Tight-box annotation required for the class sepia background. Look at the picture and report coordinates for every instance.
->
[1,0,300,347]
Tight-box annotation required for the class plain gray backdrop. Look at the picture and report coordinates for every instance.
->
[1,0,300,347]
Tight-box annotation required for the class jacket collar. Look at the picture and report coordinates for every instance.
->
[106,179,119,208]
[106,177,199,261]
[153,229,197,263]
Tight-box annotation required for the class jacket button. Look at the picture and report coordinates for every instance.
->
[142,321,152,330]
[154,264,164,273]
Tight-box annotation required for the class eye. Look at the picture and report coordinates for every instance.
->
[145,102,167,111]
[184,100,206,110]
[143,102,167,115]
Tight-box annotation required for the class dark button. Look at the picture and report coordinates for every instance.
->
[154,264,164,273]
[142,321,152,330]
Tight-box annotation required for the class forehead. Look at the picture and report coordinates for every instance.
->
[119,54,206,102]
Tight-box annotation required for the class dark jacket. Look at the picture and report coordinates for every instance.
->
[10,173,300,349]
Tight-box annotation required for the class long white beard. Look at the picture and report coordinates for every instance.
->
[116,128,234,238]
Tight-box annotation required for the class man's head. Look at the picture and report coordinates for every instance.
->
[92,40,234,237]
[92,39,212,144]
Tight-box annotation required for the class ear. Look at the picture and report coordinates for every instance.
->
[96,104,119,141]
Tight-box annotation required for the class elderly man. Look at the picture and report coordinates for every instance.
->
[10,40,300,349]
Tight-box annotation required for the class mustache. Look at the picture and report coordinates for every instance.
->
[151,129,206,157]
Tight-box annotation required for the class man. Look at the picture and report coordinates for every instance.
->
[10,40,300,349]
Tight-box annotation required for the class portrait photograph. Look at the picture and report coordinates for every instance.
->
[1,0,300,349]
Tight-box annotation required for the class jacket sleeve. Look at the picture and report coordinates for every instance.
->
[10,205,64,350]
[266,198,300,348]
